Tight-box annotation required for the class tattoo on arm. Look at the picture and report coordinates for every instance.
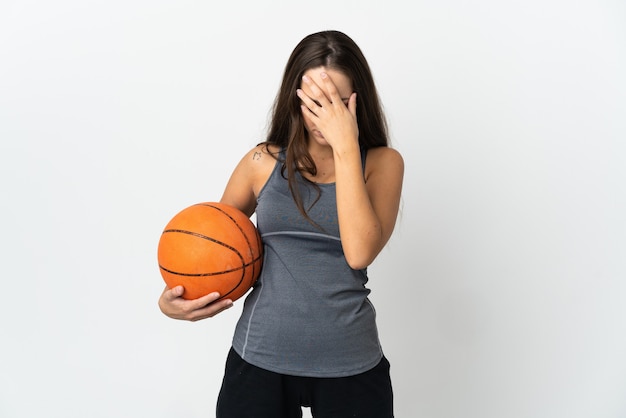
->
[253,152,261,160]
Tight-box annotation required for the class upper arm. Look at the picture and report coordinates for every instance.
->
[365,147,405,248]
[219,144,277,217]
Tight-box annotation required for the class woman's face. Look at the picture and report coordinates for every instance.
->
[299,66,353,146]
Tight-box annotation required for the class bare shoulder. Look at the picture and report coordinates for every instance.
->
[240,143,280,196]
[249,143,281,163]
[365,146,404,179]
[221,143,281,216]
[233,143,276,171]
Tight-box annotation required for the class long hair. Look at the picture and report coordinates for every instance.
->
[264,30,389,224]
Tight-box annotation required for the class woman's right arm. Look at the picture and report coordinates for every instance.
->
[158,144,275,321]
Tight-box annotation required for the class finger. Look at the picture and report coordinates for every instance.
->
[301,75,331,107]
[188,291,222,310]
[171,285,184,297]
[162,285,184,301]
[296,89,321,115]
[300,104,317,123]
[209,299,234,316]
[319,72,342,105]
[192,299,234,321]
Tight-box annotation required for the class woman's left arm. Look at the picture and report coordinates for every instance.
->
[300,72,405,269]
[334,146,404,270]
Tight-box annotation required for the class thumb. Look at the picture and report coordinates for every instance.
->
[169,285,185,298]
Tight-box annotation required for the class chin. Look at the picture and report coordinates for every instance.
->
[314,136,329,146]
[309,132,330,147]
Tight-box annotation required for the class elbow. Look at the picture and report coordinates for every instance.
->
[342,232,385,270]
[346,259,370,271]
[344,249,377,271]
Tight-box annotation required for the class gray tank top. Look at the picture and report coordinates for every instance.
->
[231,148,383,378]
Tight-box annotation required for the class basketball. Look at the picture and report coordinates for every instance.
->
[157,202,263,301]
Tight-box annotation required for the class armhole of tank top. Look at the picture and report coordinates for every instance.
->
[256,150,284,200]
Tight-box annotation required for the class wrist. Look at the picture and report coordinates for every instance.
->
[332,138,360,160]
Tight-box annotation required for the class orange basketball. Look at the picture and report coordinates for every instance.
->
[157,202,263,301]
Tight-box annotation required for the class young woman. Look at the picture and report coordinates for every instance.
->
[159,30,404,418]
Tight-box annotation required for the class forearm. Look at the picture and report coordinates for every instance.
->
[333,145,383,270]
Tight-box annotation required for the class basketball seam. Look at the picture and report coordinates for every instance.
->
[158,254,263,277]
[162,228,243,256]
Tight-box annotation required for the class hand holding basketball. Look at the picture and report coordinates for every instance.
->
[158,285,233,321]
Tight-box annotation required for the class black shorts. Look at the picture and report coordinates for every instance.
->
[216,347,394,418]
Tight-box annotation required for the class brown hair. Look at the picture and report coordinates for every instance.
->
[264,30,389,223]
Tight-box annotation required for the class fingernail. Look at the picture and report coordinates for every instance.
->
[302,75,310,82]
[320,72,327,79]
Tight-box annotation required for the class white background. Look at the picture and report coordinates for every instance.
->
[1,1,625,417]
